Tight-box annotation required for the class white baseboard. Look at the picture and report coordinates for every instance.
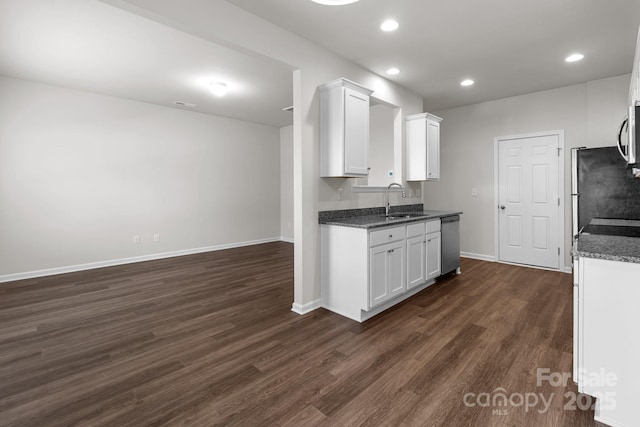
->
[497,260,573,274]
[291,299,322,315]
[426,252,571,274]
[280,236,294,244]
[460,251,496,262]
[0,237,283,283]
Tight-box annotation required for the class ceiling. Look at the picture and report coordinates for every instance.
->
[0,0,294,127]
[1,1,638,126]
[228,0,640,111]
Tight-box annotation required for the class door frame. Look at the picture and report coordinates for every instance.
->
[493,130,565,271]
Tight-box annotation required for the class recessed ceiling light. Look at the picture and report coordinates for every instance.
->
[310,0,359,5]
[210,82,227,97]
[565,53,584,63]
[386,67,400,75]
[460,79,474,87]
[380,19,399,32]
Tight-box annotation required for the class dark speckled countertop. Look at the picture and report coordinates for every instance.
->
[318,204,462,230]
[574,234,640,263]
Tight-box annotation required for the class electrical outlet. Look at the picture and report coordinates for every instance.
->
[337,188,344,200]
[153,233,160,242]
[133,235,140,244]
[472,188,478,197]
[415,188,421,198]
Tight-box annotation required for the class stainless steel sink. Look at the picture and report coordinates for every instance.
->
[385,213,426,220]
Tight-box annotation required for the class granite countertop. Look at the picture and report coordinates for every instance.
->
[573,218,640,263]
[318,204,462,229]
[574,234,640,263]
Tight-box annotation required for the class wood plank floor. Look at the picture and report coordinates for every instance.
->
[0,242,605,426]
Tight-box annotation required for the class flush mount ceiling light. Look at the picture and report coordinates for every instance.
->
[460,79,474,87]
[386,67,400,75]
[380,19,399,32]
[310,0,360,5]
[209,82,227,97]
[565,53,584,63]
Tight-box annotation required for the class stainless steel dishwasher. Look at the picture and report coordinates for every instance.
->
[441,215,460,275]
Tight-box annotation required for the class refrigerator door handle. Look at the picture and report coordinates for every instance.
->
[571,148,580,237]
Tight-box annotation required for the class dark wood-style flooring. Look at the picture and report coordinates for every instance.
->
[0,242,604,426]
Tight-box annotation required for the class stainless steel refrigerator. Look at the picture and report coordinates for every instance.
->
[571,146,640,238]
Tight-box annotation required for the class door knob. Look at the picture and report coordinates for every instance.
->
[499,205,506,210]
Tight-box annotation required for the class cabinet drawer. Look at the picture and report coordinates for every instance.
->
[370,226,406,247]
[406,222,425,238]
[426,219,441,234]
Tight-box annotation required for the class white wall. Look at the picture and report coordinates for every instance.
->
[0,76,281,279]
[367,104,395,186]
[106,0,426,310]
[280,125,293,242]
[426,74,630,269]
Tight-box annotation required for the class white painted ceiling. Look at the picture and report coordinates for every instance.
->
[228,0,640,111]
[2,1,638,126]
[0,0,294,127]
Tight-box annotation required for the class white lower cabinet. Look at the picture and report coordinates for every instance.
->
[322,219,442,322]
[369,241,405,307]
[426,232,441,279]
[406,222,426,290]
[575,256,640,427]
[426,220,442,280]
[407,220,442,289]
[406,235,426,290]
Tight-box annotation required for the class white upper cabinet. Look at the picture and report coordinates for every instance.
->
[319,78,374,177]
[405,113,442,181]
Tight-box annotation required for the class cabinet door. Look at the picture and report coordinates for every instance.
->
[406,118,427,181]
[581,257,640,425]
[369,242,405,308]
[369,245,389,307]
[426,119,440,180]
[426,231,441,279]
[343,87,369,176]
[388,241,405,298]
[407,235,426,289]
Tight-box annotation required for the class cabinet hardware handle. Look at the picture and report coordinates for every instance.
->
[388,234,393,238]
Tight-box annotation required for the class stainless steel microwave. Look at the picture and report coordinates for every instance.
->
[618,104,639,166]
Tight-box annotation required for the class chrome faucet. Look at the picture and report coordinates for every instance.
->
[385,182,406,216]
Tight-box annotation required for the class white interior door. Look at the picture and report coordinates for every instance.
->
[498,134,560,269]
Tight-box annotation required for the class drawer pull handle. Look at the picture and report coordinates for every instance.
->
[388,234,393,239]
